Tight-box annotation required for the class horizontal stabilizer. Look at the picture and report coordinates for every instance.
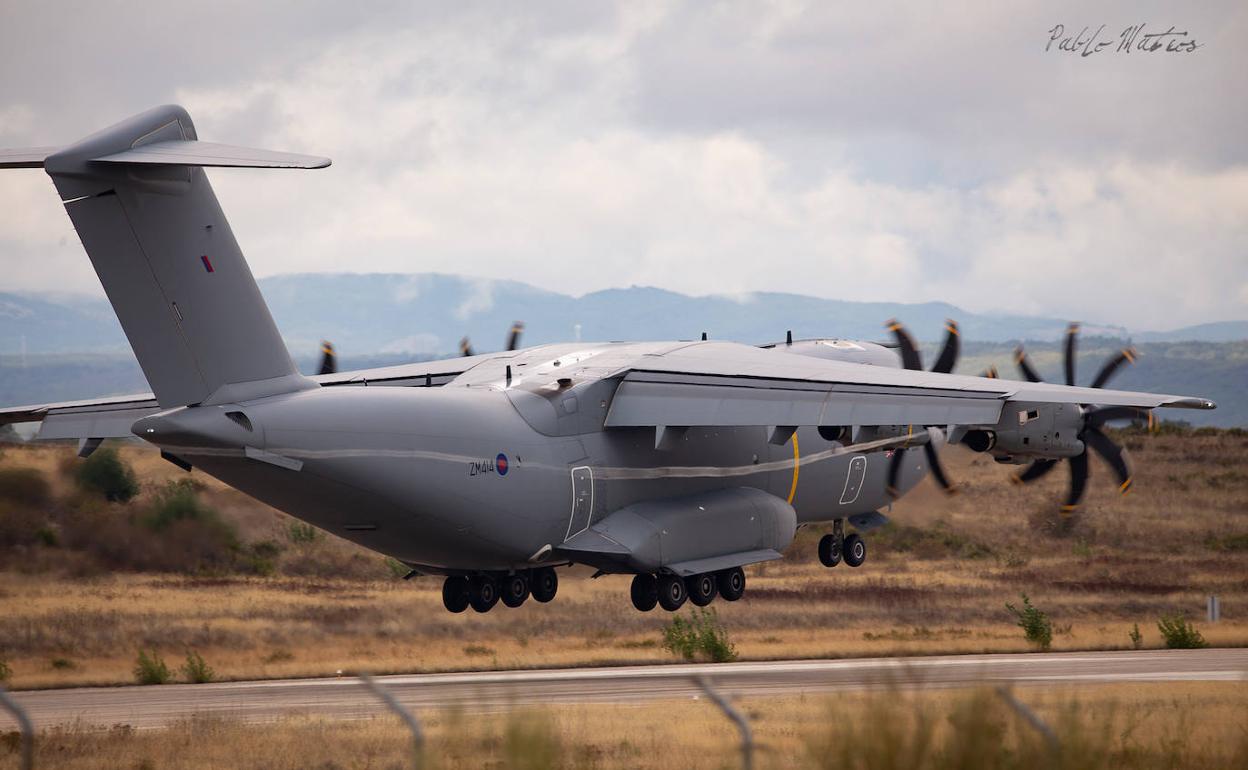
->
[90,140,331,169]
[0,146,62,169]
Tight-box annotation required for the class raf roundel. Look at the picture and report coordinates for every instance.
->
[496,453,509,476]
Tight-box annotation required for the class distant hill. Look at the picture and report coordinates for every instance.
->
[3,274,1243,357]
[1134,321,1248,343]
[1,273,1242,426]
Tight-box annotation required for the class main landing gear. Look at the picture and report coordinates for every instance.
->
[818,518,867,568]
[629,567,746,612]
[442,566,559,613]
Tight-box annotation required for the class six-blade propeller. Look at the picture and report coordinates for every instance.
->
[883,318,961,498]
[1012,324,1144,513]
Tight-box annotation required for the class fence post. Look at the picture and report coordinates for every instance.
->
[995,686,1059,754]
[0,687,33,770]
[1208,595,1220,623]
[359,673,423,769]
[694,675,753,770]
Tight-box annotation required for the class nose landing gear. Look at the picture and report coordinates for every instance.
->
[818,519,867,568]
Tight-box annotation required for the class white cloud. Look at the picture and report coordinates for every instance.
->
[0,1,1244,332]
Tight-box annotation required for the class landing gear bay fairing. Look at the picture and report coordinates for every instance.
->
[0,106,1217,613]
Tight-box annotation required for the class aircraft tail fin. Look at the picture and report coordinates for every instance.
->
[7,105,329,408]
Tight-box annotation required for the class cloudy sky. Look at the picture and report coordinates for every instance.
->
[1,1,1244,330]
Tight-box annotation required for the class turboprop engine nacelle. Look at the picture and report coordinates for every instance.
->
[961,401,1085,460]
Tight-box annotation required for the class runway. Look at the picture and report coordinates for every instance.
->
[4,649,1245,730]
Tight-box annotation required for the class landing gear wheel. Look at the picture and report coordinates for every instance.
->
[531,567,558,603]
[469,575,499,612]
[843,533,866,568]
[818,533,842,567]
[501,573,530,608]
[686,573,717,606]
[630,574,658,612]
[657,574,688,612]
[717,567,745,601]
[442,576,470,613]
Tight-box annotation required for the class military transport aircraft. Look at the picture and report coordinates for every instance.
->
[0,106,1216,614]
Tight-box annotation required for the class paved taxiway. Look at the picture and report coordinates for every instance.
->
[4,649,1244,730]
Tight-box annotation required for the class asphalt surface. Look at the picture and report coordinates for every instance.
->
[4,649,1245,730]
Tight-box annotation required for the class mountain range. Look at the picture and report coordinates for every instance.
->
[1,273,1244,357]
[1,274,1243,427]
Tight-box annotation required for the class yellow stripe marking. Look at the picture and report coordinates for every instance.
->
[787,433,800,504]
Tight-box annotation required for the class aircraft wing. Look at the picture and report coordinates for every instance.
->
[0,355,485,435]
[602,342,1215,429]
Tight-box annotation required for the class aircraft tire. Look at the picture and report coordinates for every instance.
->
[843,534,867,567]
[686,573,717,606]
[818,533,842,567]
[469,575,500,612]
[442,576,470,613]
[501,573,530,608]
[531,567,559,603]
[657,574,688,612]
[630,574,658,612]
[717,567,746,601]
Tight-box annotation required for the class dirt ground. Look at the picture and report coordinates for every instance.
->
[0,429,1245,689]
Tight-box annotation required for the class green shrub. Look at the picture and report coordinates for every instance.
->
[140,479,215,531]
[240,540,282,576]
[75,447,139,502]
[384,557,410,579]
[133,649,171,685]
[1157,615,1208,649]
[662,607,738,662]
[0,659,11,682]
[1005,593,1053,651]
[180,650,215,683]
[0,467,51,506]
[50,657,75,670]
[287,521,320,544]
[1129,624,1143,650]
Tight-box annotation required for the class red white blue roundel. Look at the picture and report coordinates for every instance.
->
[496,453,509,476]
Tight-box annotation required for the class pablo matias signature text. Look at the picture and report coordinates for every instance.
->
[1046,24,1202,57]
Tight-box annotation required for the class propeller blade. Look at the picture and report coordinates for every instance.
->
[1089,347,1137,389]
[886,447,908,499]
[1013,347,1043,383]
[923,443,957,494]
[1012,458,1057,485]
[1062,451,1089,514]
[885,319,922,370]
[506,322,525,351]
[317,341,337,375]
[1064,322,1079,386]
[930,319,960,374]
[459,337,475,357]
[1087,405,1148,428]
[1083,426,1133,493]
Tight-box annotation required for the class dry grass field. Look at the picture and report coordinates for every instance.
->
[3,682,1245,770]
[0,427,1246,690]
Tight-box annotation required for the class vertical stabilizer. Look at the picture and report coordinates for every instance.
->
[36,105,328,408]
